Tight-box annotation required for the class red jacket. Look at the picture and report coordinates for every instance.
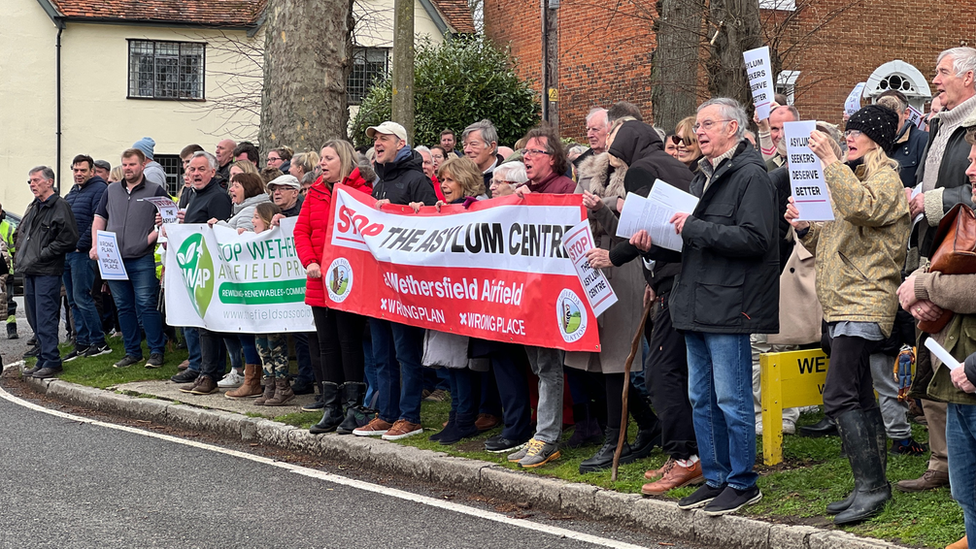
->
[295,168,373,307]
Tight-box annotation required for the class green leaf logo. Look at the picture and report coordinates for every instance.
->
[176,233,215,318]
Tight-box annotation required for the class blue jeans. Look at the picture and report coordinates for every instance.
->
[106,254,165,358]
[63,251,104,348]
[25,275,62,369]
[185,327,202,372]
[239,334,260,365]
[370,319,425,424]
[948,403,976,543]
[685,332,757,490]
[224,335,242,371]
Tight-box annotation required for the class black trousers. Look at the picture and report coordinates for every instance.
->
[647,297,698,460]
[822,334,875,418]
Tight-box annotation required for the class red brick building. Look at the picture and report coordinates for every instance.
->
[484,0,976,142]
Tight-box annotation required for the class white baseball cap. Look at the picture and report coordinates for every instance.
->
[366,121,408,143]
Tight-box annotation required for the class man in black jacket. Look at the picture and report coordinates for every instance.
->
[354,121,437,441]
[19,166,79,378]
[62,154,110,361]
[632,98,779,516]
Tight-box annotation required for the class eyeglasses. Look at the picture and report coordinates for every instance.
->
[491,179,517,186]
[670,135,692,147]
[692,119,732,132]
[844,130,862,139]
[520,148,551,158]
[267,155,281,162]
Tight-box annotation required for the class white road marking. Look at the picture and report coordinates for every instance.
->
[0,371,649,549]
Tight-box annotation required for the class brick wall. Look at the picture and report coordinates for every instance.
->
[485,0,976,143]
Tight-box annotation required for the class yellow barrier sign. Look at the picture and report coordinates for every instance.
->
[759,349,829,465]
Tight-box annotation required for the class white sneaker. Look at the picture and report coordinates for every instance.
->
[782,419,796,435]
[217,369,244,388]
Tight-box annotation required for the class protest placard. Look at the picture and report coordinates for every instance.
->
[95,230,128,280]
[321,188,600,352]
[163,218,315,333]
[616,180,698,252]
[743,46,776,120]
[907,105,924,129]
[141,196,179,224]
[844,82,866,116]
[562,221,617,317]
[784,120,834,222]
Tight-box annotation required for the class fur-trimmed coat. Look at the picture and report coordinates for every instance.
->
[564,152,645,374]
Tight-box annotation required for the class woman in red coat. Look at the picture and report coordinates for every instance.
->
[295,139,373,434]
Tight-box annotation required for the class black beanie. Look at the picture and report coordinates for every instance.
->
[845,104,899,154]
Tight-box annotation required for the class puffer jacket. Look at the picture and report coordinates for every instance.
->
[372,147,437,206]
[63,175,107,252]
[799,161,910,336]
[16,194,79,276]
[219,193,271,231]
[296,168,373,307]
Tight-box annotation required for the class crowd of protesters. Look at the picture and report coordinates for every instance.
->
[11,45,976,544]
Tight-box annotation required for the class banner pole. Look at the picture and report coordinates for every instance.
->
[612,297,653,481]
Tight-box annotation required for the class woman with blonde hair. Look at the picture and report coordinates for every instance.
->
[229,159,259,179]
[297,139,374,434]
[786,105,910,524]
[674,116,702,171]
[289,151,319,182]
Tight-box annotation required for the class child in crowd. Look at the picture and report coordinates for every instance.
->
[241,203,292,406]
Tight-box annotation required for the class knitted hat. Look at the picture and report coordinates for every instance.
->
[132,137,156,160]
[845,105,899,153]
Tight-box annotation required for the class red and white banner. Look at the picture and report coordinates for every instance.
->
[321,187,602,352]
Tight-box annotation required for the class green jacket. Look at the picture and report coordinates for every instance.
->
[800,161,910,336]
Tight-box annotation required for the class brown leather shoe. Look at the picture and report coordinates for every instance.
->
[226,363,262,399]
[645,458,674,480]
[475,413,501,431]
[177,359,190,371]
[641,459,704,496]
[946,535,967,549]
[264,378,295,406]
[253,375,276,406]
[187,375,218,395]
[895,469,949,492]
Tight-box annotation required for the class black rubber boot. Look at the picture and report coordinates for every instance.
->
[309,382,342,434]
[833,409,891,525]
[437,411,480,445]
[6,322,17,340]
[628,394,662,460]
[799,417,838,437]
[579,427,635,474]
[337,382,368,435]
[828,407,888,515]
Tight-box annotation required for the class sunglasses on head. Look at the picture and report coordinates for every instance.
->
[670,135,692,147]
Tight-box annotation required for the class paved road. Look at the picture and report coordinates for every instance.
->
[0,383,708,549]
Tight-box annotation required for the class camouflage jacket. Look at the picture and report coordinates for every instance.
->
[800,161,910,336]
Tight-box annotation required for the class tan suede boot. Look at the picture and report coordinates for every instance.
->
[946,535,967,549]
[264,377,295,406]
[225,363,262,399]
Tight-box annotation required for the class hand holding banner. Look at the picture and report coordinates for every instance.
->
[140,196,179,225]
[783,121,834,222]
[743,46,776,120]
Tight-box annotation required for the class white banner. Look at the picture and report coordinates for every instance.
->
[845,82,866,116]
[95,230,128,280]
[562,221,617,317]
[163,217,314,333]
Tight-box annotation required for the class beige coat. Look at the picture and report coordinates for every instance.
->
[767,240,823,345]
[565,153,644,374]
[799,162,910,336]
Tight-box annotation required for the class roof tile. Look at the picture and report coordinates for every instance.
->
[49,0,267,27]
[431,0,476,34]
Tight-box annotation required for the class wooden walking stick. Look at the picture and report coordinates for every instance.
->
[611,296,654,481]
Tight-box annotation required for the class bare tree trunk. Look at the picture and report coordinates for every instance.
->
[259,0,354,153]
[652,0,705,131]
[706,0,764,117]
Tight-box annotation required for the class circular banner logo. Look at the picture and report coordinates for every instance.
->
[326,258,353,303]
[556,288,587,343]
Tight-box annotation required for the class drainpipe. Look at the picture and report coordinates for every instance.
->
[56,20,64,193]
